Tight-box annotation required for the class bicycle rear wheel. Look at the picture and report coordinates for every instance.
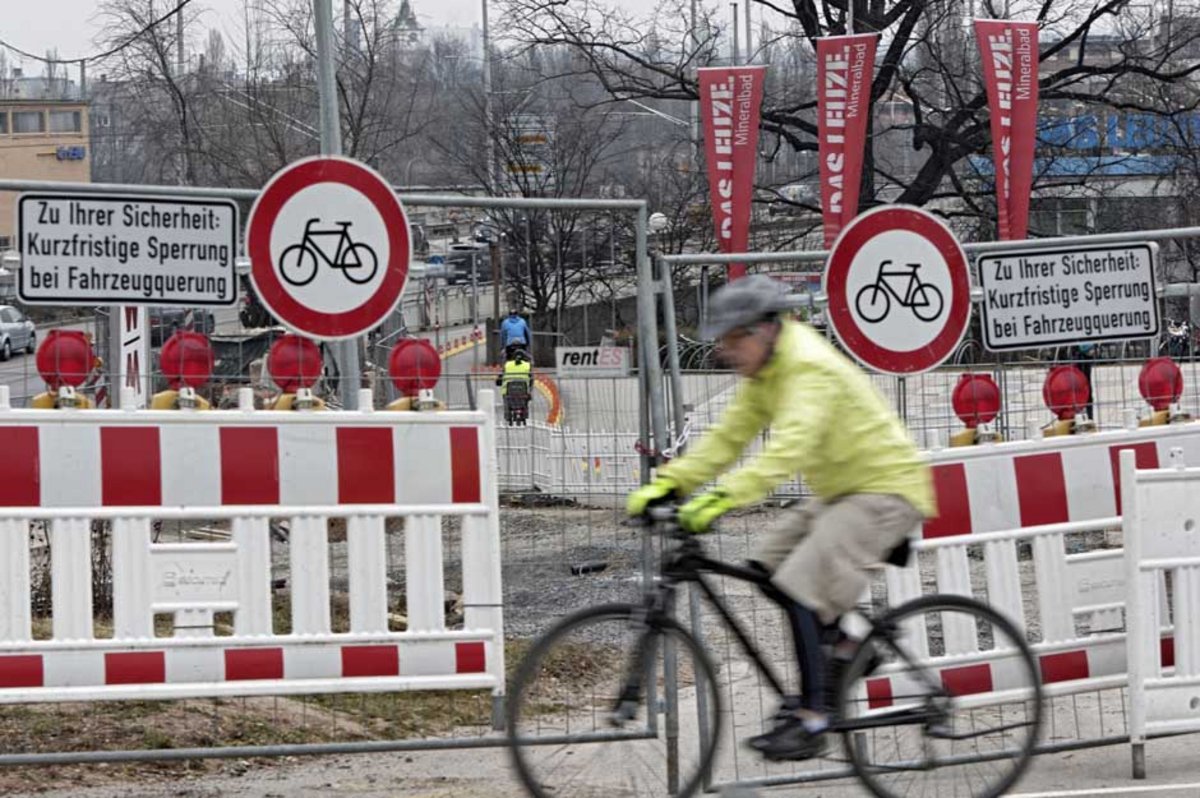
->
[507,603,722,798]
[837,594,1043,798]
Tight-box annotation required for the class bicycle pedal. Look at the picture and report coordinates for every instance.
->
[926,723,955,738]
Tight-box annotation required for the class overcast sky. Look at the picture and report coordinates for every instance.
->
[2,0,490,74]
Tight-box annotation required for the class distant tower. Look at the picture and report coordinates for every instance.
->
[393,0,423,46]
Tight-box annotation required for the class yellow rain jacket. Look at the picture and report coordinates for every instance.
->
[498,359,532,398]
[659,320,935,515]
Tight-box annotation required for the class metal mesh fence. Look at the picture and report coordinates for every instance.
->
[0,187,663,785]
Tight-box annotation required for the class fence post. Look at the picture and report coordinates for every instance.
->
[635,205,669,458]
[658,255,714,787]
[657,255,687,445]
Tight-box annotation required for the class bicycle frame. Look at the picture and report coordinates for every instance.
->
[647,534,948,737]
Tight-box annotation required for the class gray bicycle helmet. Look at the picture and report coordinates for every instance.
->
[700,275,792,340]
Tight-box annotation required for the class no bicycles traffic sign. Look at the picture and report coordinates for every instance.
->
[246,156,412,340]
[824,205,971,375]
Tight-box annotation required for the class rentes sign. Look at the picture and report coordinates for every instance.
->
[699,66,766,280]
[817,35,877,247]
[555,346,631,378]
[976,19,1039,241]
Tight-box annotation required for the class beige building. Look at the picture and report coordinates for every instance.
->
[0,100,91,250]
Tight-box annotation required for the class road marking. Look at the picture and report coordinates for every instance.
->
[1011,783,1200,797]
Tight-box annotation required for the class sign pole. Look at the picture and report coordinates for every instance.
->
[107,308,119,408]
[313,0,359,410]
[472,251,480,375]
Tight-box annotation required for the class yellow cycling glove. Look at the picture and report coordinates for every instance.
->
[678,490,733,534]
[626,477,679,517]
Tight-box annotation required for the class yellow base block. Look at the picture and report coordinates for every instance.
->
[385,397,447,411]
[268,394,327,411]
[949,429,977,448]
[1041,419,1076,437]
[1139,410,1171,428]
[150,391,212,410]
[949,428,1005,447]
[32,392,94,409]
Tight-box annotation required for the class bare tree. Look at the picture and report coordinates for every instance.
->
[500,0,1200,239]
[95,0,197,183]
[91,0,468,189]
[432,46,645,334]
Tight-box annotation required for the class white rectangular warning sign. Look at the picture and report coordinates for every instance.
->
[978,243,1159,351]
[556,346,632,378]
[17,193,239,307]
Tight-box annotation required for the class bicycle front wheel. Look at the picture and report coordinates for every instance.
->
[507,603,722,798]
[838,595,1043,798]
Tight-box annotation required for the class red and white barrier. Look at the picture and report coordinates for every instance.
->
[858,422,1200,707]
[1123,448,1200,777]
[0,389,503,704]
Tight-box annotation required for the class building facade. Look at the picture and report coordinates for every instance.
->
[0,99,91,250]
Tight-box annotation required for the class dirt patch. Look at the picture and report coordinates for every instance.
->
[0,685,510,795]
[0,698,333,793]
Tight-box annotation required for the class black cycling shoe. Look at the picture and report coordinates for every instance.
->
[747,717,827,761]
[768,694,804,723]
[748,697,799,752]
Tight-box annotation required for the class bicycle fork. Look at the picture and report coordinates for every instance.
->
[609,614,661,728]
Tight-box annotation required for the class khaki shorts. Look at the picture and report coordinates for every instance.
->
[753,494,923,624]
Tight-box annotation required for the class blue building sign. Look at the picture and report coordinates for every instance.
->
[55,146,86,161]
[1039,113,1200,151]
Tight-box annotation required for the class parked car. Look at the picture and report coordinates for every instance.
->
[0,305,35,360]
[149,307,216,347]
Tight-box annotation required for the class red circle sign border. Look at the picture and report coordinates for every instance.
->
[824,205,970,375]
[246,156,411,341]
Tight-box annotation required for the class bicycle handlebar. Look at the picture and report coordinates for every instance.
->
[647,505,679,523]
[630,504,697,542]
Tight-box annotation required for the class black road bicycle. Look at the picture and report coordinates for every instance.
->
[279,218,379,287]
[506,507,1043,798]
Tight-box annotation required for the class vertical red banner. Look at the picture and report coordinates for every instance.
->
[698,66,766,280]
[976,19,1039,240]
[817,34,878,248]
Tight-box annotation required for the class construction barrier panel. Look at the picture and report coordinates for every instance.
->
[862,421,1198,701]
[1123,447,1200,778]
[0,387,504,704]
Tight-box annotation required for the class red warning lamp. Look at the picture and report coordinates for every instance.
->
[1138,357,1183,412]
[160,331,213,390]
[951,373,1001,429]
[1043,365,1091,421]
[36,330,94,390]
[389,339,441,396]
[267,334,323,393]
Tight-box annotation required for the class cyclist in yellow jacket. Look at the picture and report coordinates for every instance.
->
[496,350,533,425]
[628,275,934,761]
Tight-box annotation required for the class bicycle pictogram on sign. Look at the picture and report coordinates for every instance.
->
[855,260,944,324]
[279,218,379,287]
